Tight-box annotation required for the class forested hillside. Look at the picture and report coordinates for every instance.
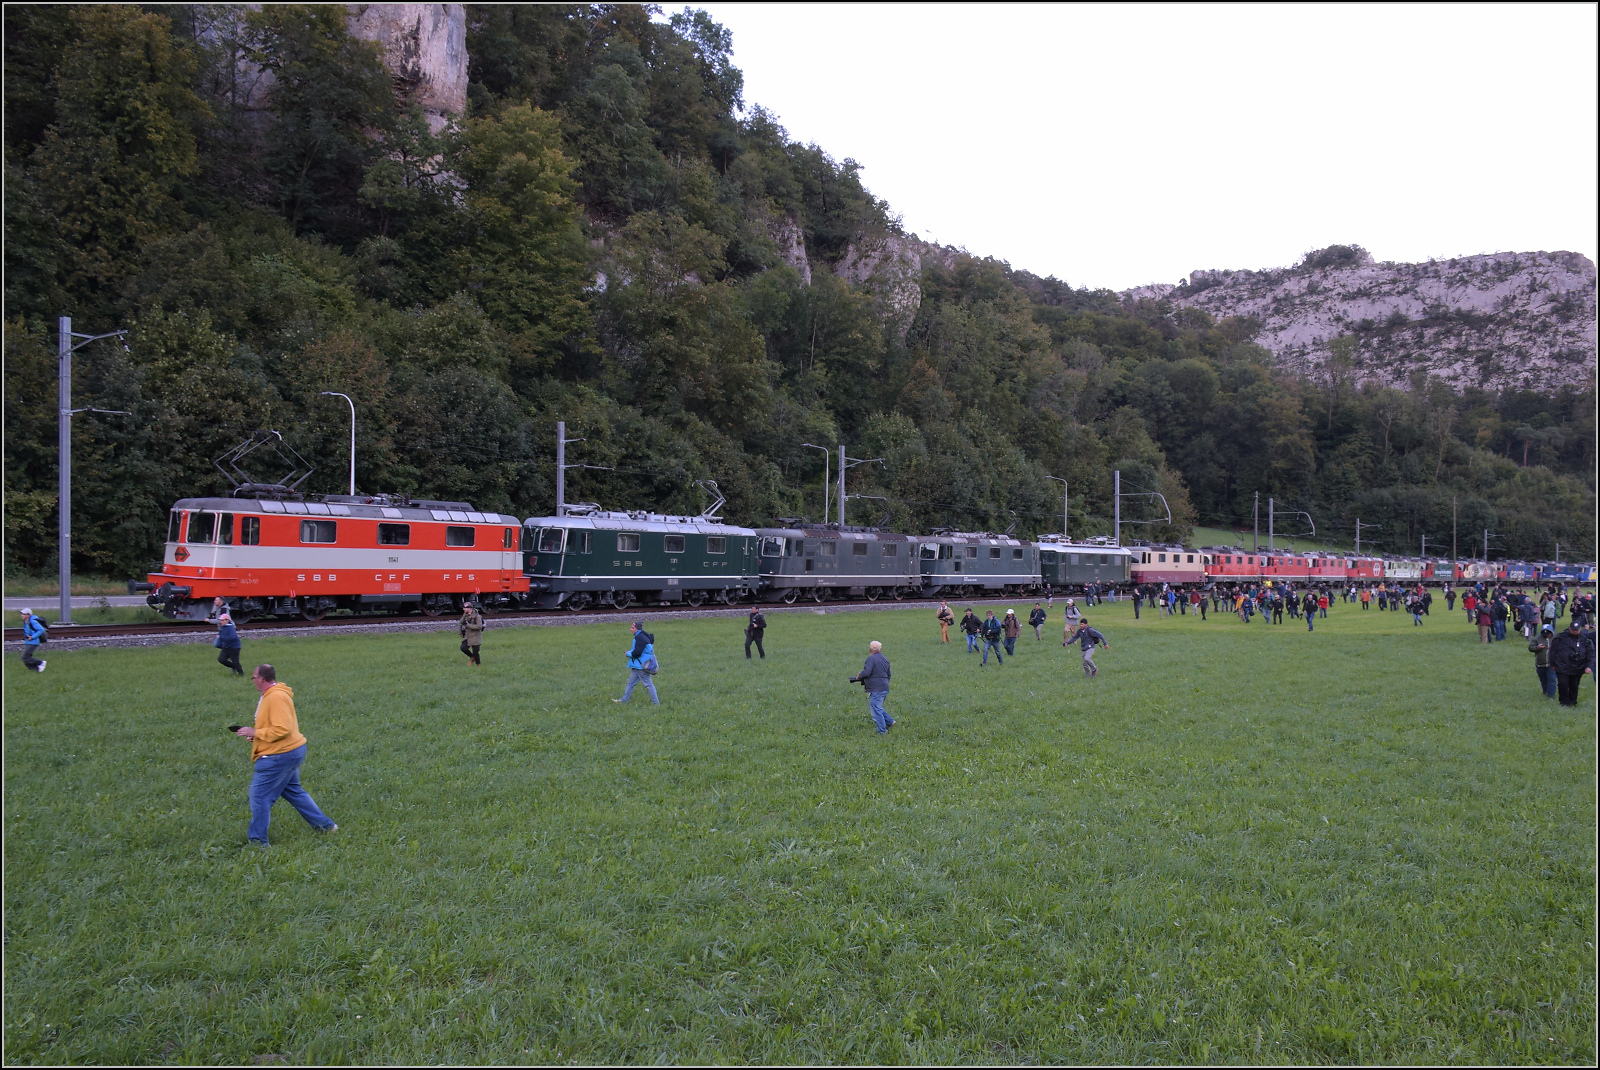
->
[5,4,1595,581]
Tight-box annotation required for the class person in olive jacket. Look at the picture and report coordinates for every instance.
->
[1549,621,1595,707]
[1529,624,1557,699]
[459,601,484,666]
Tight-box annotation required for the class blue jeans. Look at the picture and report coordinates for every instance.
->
[1003,636,1016,655]
[867,690,893,733]
[965,633,978,652]
[248,745,333,843]
[1536,665,1558,698]
[1306,613,1314,632]
[982,639,1003,665]
[621,668,659,703]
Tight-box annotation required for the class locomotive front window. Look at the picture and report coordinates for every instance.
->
[188,511,216,544]
[852,542,868,556]
[617,533,640,552]
[445,526,475,547]
[537,528,565,553]
[761,537,784,558]
[300,520,337,544]
[240,516,260,545]
[218,513,234,545]
[706,536,726,554]
[664,535,686,554]
[168,510,182,543]
[378,523,411,546]
[922,544,938,560]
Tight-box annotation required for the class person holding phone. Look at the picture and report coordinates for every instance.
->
[233,664,337,846]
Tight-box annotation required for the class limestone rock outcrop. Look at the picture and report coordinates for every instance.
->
[835,233,959,341]
[1123,249,1596,392]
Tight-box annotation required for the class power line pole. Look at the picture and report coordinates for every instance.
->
[1113,470,1121,547]
[1268,497,1274,552]
[1355,517,1361,556]
[1046,475,1069,536]
[57,317,130,626]
[1451,496,1457,564]
[1253,491,1259,552]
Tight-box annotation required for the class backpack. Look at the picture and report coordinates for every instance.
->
[644,653,660,675]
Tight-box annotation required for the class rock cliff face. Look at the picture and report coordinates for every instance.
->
[1123,248,1596,392]
[834,233,959,341]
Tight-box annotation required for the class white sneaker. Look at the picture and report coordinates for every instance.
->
[36,661,46,673]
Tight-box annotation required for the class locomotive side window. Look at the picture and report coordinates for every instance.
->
[617,533,640,552]
[218,514,234,545]
[922,544,938,560]
[446,526,476,547]
[240,517,260,545]
[664,535,686,553]
[819,540,837,556]
[964,546,978,559]
[503,528,515,549]
[1012,548,1023,560]
[188,511,216,543]
[706,536,726,554]
[788,539,804,557]
[537,528,566,553]
[1158,553,1167,562]
[300,520,337,544]
[939,544,953,560]
[852,542,868,557]
[882,543,897,557]
[168,510,182,542]
[1041,550,1056,563]
[761,537,784,558]
[988,547,1001,559]
[1100,555,1110,564]
[378,523,411,546]
[1071,554,1081,565]
[1186,555,1194,563]
[573,532,591,553]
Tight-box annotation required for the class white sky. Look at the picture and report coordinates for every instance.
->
[693,3,1599,291]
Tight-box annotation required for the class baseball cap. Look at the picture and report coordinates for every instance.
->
[19,607,32,615]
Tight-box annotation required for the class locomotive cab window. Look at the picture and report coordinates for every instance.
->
[300,520,337,544]
[216,513,234,545]
[240,516,260,545]
[572,531,591,553]
[940,544,954,560]
[762,537,784,558]
[1041,550,1056,563]
[921,544,938,560]
[537,528,565,553]
[617,533,640,553]
[706,536,726,554]
[503,528,516,550]
[378,523,411,546]
[168,510,183,543]
[788,539,804,556]
[852,542,869,556]
[663,535,686,554]
[445,526,475,547]
[188,511,216,544]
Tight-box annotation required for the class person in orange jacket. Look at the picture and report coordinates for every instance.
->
[234,664,337,846]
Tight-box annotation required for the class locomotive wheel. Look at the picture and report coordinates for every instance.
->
[564,593,591,612]
[782,589,799,605]
[893,586,908,600]
[612,590,634,610]
[864,587,880,602]
[421,600,443,617]
[811,587,827,603]
[301,605,328,622]
[685,589,707,608]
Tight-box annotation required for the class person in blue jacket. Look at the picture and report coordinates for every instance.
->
[849,640,894,734]
[614,620,659,705]
[212,611,244,675]
[18,608,47,672]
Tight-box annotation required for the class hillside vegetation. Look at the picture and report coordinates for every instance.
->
[5,4,1594,580]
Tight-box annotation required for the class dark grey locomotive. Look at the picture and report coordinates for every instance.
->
[755,524,922,602]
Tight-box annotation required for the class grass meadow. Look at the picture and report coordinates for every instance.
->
[4,597,1594,1064]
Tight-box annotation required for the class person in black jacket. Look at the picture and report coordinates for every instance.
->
[848,640,894,733]
[980,611,1005,666]
[1028,603,1047,640]
[744,608,767,659]
[1549,621,1595,707]
[960,609,981,653]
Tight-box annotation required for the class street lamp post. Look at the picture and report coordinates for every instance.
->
[1046,475,1069,536]
[319,392,356,496]
[57,317,131,625]
[801,443,831,524]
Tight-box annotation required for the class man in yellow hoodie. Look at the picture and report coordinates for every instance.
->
[234,664,337,846]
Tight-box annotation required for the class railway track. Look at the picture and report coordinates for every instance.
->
[4,593,1040,647]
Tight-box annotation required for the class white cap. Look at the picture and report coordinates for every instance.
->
[19,607,32,615]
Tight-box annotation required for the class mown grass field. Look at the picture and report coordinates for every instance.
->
[5,598,1594,1064]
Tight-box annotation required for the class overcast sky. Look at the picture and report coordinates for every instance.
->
[693,3,1599,291]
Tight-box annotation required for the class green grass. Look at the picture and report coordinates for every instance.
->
[4,573,134,598]
[5,604,168,629]
[5,601,1594,1064]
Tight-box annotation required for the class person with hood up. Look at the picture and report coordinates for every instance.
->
[1001,609,1021,656]
[233,664,337,846]
[614,621,659,704]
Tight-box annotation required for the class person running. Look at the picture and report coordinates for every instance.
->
[214,611,244,675]
[848,640,894,734]
[1271,591,1285,625]
[17,608,47,673]
[1002,609,1021,656]
[980,611,1005,666]
[459,600,484,666]
[960,608,982,652]
[1062,598,1081,641]
[937,602,954,644]
[614,621,659,704]
[1028,603,1047,640]
[1068,617,1110,677]
[744,607,767,659]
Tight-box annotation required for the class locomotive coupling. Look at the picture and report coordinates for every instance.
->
[127,580,156,594]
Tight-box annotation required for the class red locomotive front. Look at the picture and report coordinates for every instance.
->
[138,495,528,621]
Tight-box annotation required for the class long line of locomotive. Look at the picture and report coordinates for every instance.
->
[135,491,1595,623]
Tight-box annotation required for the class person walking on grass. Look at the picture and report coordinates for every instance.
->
[1549,621,1595,708]
[980,611,1005,666]
[1002,609,1021,656]
[1029,602,1047,640]
[1476,601,1493,644]
[1410,594,1424,627]
[614,621,659,704]
[458,600,484,666]
[1132,587,1143,620]
[233,664,337,847]
[1062,598,1081,642]
[1360,586,1371,610]
[1068,618,1110,678]
[214,611,244,675]
[1303,590,1318,631]
[960,608,982,653]
[848,640,894,734]
[18,607,47,673]
[1529,624,1558,700]
[937,602,954,644]
[744,607,767,659]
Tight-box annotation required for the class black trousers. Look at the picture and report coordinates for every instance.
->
[1556,673,1584,706]
[460,639,480,664]
[745,631,765,658]
[218,647,243,675]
